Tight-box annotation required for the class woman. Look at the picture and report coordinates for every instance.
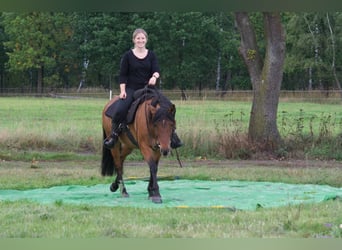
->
[104,28,182,149]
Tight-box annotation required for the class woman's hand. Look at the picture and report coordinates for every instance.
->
[148,76,157,85]
[119,83,127,99]
[119,90,127,99]
[148,73,159,85]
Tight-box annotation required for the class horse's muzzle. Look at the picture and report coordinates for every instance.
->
[157,143,170,156]
[160,148,170,156]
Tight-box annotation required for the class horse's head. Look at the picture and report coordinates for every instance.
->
[149,102,176,156]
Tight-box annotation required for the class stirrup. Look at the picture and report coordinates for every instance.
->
[103,133,118,149]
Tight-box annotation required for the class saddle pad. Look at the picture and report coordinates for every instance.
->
[105,101,117,119]
[105,86,172,124]
[104,98,142,125]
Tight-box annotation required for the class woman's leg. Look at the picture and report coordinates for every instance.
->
[171,130,183,149]
[104,89,135,149]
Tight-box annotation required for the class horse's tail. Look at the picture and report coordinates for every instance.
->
[101,128,115,176]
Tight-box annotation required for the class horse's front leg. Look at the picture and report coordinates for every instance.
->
[147,159,162,203]
[140,144,162,203]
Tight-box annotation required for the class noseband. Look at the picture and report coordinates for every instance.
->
[147,102,175,152]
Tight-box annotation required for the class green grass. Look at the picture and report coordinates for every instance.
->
[0,97,103,153]
[2,154,342,239]
[1,97,342,238]
[0,157,342,238]
[1,97,341,159]
[0,199,341,238]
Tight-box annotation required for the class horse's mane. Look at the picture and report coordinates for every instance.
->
[150,90,176,123]
[152,100,175,124]
[130,86,176,124]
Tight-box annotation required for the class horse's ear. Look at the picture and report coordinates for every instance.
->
[149,104,157,119]
[168,104,176,116]
[151,98,158,107]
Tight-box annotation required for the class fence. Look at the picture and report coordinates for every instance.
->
[0,88,341,103]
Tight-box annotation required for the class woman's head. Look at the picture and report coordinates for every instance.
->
[132,28,148,40]
[132,28,148,48]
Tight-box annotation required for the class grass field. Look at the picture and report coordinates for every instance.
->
[0,97,342,238]
[0,97,341,158]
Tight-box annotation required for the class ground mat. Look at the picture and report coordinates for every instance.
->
[0,179,341,210]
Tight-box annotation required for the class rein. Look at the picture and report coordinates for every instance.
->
[143,86,164,151]
[141,86,183,168]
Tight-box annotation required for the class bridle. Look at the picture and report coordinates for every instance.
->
[141,86,183,167]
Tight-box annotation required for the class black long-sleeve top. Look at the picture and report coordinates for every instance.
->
[119,49,160,91]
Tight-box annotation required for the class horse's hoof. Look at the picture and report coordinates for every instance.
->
[122,192,129,198]
[149,196,163,204]
[110,183,119,192]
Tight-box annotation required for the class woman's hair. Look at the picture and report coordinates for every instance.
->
[132,28,148,40]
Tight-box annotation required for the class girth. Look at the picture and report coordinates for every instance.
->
[118,123,139,148]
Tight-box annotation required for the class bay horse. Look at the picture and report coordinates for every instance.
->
[101,87,176,203]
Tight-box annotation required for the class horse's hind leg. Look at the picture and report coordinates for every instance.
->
[110,175,129,198]
[109,147,129,198]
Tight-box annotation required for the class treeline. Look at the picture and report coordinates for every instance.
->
[0,12,341,93]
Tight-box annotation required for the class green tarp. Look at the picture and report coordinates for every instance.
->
[0,180,341,210]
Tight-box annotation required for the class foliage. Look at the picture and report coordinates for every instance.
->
[2,12,73,91]
[284,12,342,90]
[1,12,339,93]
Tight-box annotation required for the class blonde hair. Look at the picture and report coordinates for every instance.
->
[132,28,148,40]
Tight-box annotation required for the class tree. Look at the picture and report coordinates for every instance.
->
[216,13,249,92]
[235,12,285,150]
[3,12,72,93]
[141,12,221,92]
[0,14,9,92]
[284,12,342,92]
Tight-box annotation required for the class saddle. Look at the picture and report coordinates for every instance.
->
[105,86,171,124]
[105,86,174,148]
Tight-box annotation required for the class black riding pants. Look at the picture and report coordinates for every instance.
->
[111,88,135,125]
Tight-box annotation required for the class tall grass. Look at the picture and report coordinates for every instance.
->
[0,97,341,160]
[0,97,103,154]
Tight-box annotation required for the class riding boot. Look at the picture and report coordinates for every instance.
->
[104,122,121,149]
[171,131,183,149]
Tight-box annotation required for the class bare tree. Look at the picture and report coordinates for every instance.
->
[326,13,342,98]
[235,12,286,150]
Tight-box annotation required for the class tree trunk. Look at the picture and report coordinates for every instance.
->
[215,51,221,94]
[235,12,285,150]
[0,71,3,93]
[308,67,313,90]
[37,65,44,93]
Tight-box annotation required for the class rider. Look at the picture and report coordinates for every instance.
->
[103,28,183,150]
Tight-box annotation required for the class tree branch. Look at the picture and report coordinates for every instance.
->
[234,12,263,86]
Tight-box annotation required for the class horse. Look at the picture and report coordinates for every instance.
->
[101,88,177,203]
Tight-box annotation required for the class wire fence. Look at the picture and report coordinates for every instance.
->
[1,87,342,103]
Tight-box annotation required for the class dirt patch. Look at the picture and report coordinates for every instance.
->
[1,158,342,190]
[160,158,342,169]
[2,158,342,170]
